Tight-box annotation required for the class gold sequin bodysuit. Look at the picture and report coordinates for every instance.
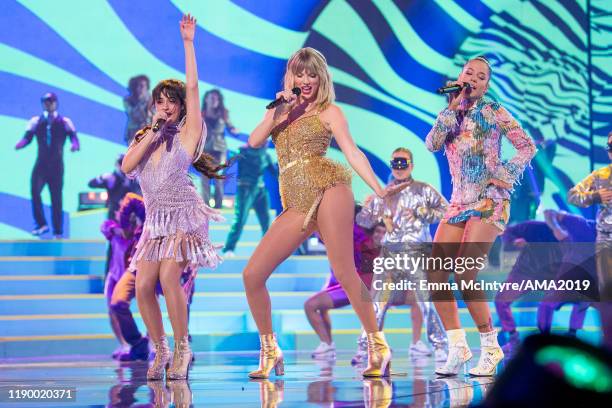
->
[271,112,352,230]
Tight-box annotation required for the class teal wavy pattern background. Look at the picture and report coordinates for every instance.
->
[0,0,610,237]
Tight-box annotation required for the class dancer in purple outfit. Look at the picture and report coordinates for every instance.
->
[121,13,225,380]
[101,193,145,359]
[495,210,596,353]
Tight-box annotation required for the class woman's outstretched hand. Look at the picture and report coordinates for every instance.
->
[180,13,196,42]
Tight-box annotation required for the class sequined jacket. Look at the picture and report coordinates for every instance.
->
[357,179,448,244]
[568,165,612,234]
[425,97,536,205]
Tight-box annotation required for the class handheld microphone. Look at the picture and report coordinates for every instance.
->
[266,87,301,109]
[436,82,471,95]
[152,118,166,132]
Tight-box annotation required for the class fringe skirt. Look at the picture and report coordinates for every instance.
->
[128,203,224,273]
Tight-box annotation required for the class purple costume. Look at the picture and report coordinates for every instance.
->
[323,225,376,308]
[495,216,596,335]
[101,219,131,303]
[126,119,222,274]
[425,97,536,231]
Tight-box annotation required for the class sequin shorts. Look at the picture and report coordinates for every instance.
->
[443,198,510,232]
[278,156,352,230]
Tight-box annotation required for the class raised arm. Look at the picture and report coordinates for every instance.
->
[249,109,276,148]
[323,105,384,197]
[180,14,203,155]
[88,173,113,189]
[121,127,156,176]
[249,89,297,148]
[543,209,569,241]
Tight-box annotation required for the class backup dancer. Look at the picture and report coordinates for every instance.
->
[568,131,612,349]
[354,147,448,364]
[15,92,80,238]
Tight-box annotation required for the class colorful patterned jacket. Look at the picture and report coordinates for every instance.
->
[426,97,536,205]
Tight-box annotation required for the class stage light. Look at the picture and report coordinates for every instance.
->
[535,345,612,393]
[78,191,107,211]
[478,334,612,407]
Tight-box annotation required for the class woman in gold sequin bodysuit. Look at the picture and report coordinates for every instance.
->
[243,48,393,378]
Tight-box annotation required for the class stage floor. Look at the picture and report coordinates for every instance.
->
[0,350,495,407]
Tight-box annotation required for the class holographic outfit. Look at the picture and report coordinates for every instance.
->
[568,165,612,240]
[568,165,612,345]
[357,178,447,244]
[356,178,448,351]
[271,111,351,230]
[126,120,222,271]
[426,97,536,231]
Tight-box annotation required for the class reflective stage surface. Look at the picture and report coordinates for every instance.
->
[0,351,495,407]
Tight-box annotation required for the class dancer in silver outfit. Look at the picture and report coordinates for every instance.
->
[353,147,448,364]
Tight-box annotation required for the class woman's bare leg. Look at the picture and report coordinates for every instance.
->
[243,210,315,334]
[455,218,501,333]
[159,260,189,339]
[135,260,164,341]
[316,185,378,333]
[430,222,465,330]
[304,291,335,344]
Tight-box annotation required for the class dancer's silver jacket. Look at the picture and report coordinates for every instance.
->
[356,178,449,350]
[357,179,447,244]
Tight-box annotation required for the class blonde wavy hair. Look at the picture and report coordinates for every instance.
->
[283,47,335,110]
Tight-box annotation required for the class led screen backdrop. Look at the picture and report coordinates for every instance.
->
[0,0,610,238]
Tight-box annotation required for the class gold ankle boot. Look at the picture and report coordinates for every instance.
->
[167,336,193,380]
[147,380,170,407]
[362,331,392,377]
[249,333,284,379]
[147,335,170,380]
[255,379,284,408]
[363,378,393,408]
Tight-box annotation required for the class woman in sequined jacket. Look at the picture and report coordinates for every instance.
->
[243,47,394,379]
[424,56,536,377]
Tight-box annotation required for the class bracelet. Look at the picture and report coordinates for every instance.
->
[134,126,152,143]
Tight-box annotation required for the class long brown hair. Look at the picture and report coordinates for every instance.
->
[193,152,233,180]
[135,79,231,179]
